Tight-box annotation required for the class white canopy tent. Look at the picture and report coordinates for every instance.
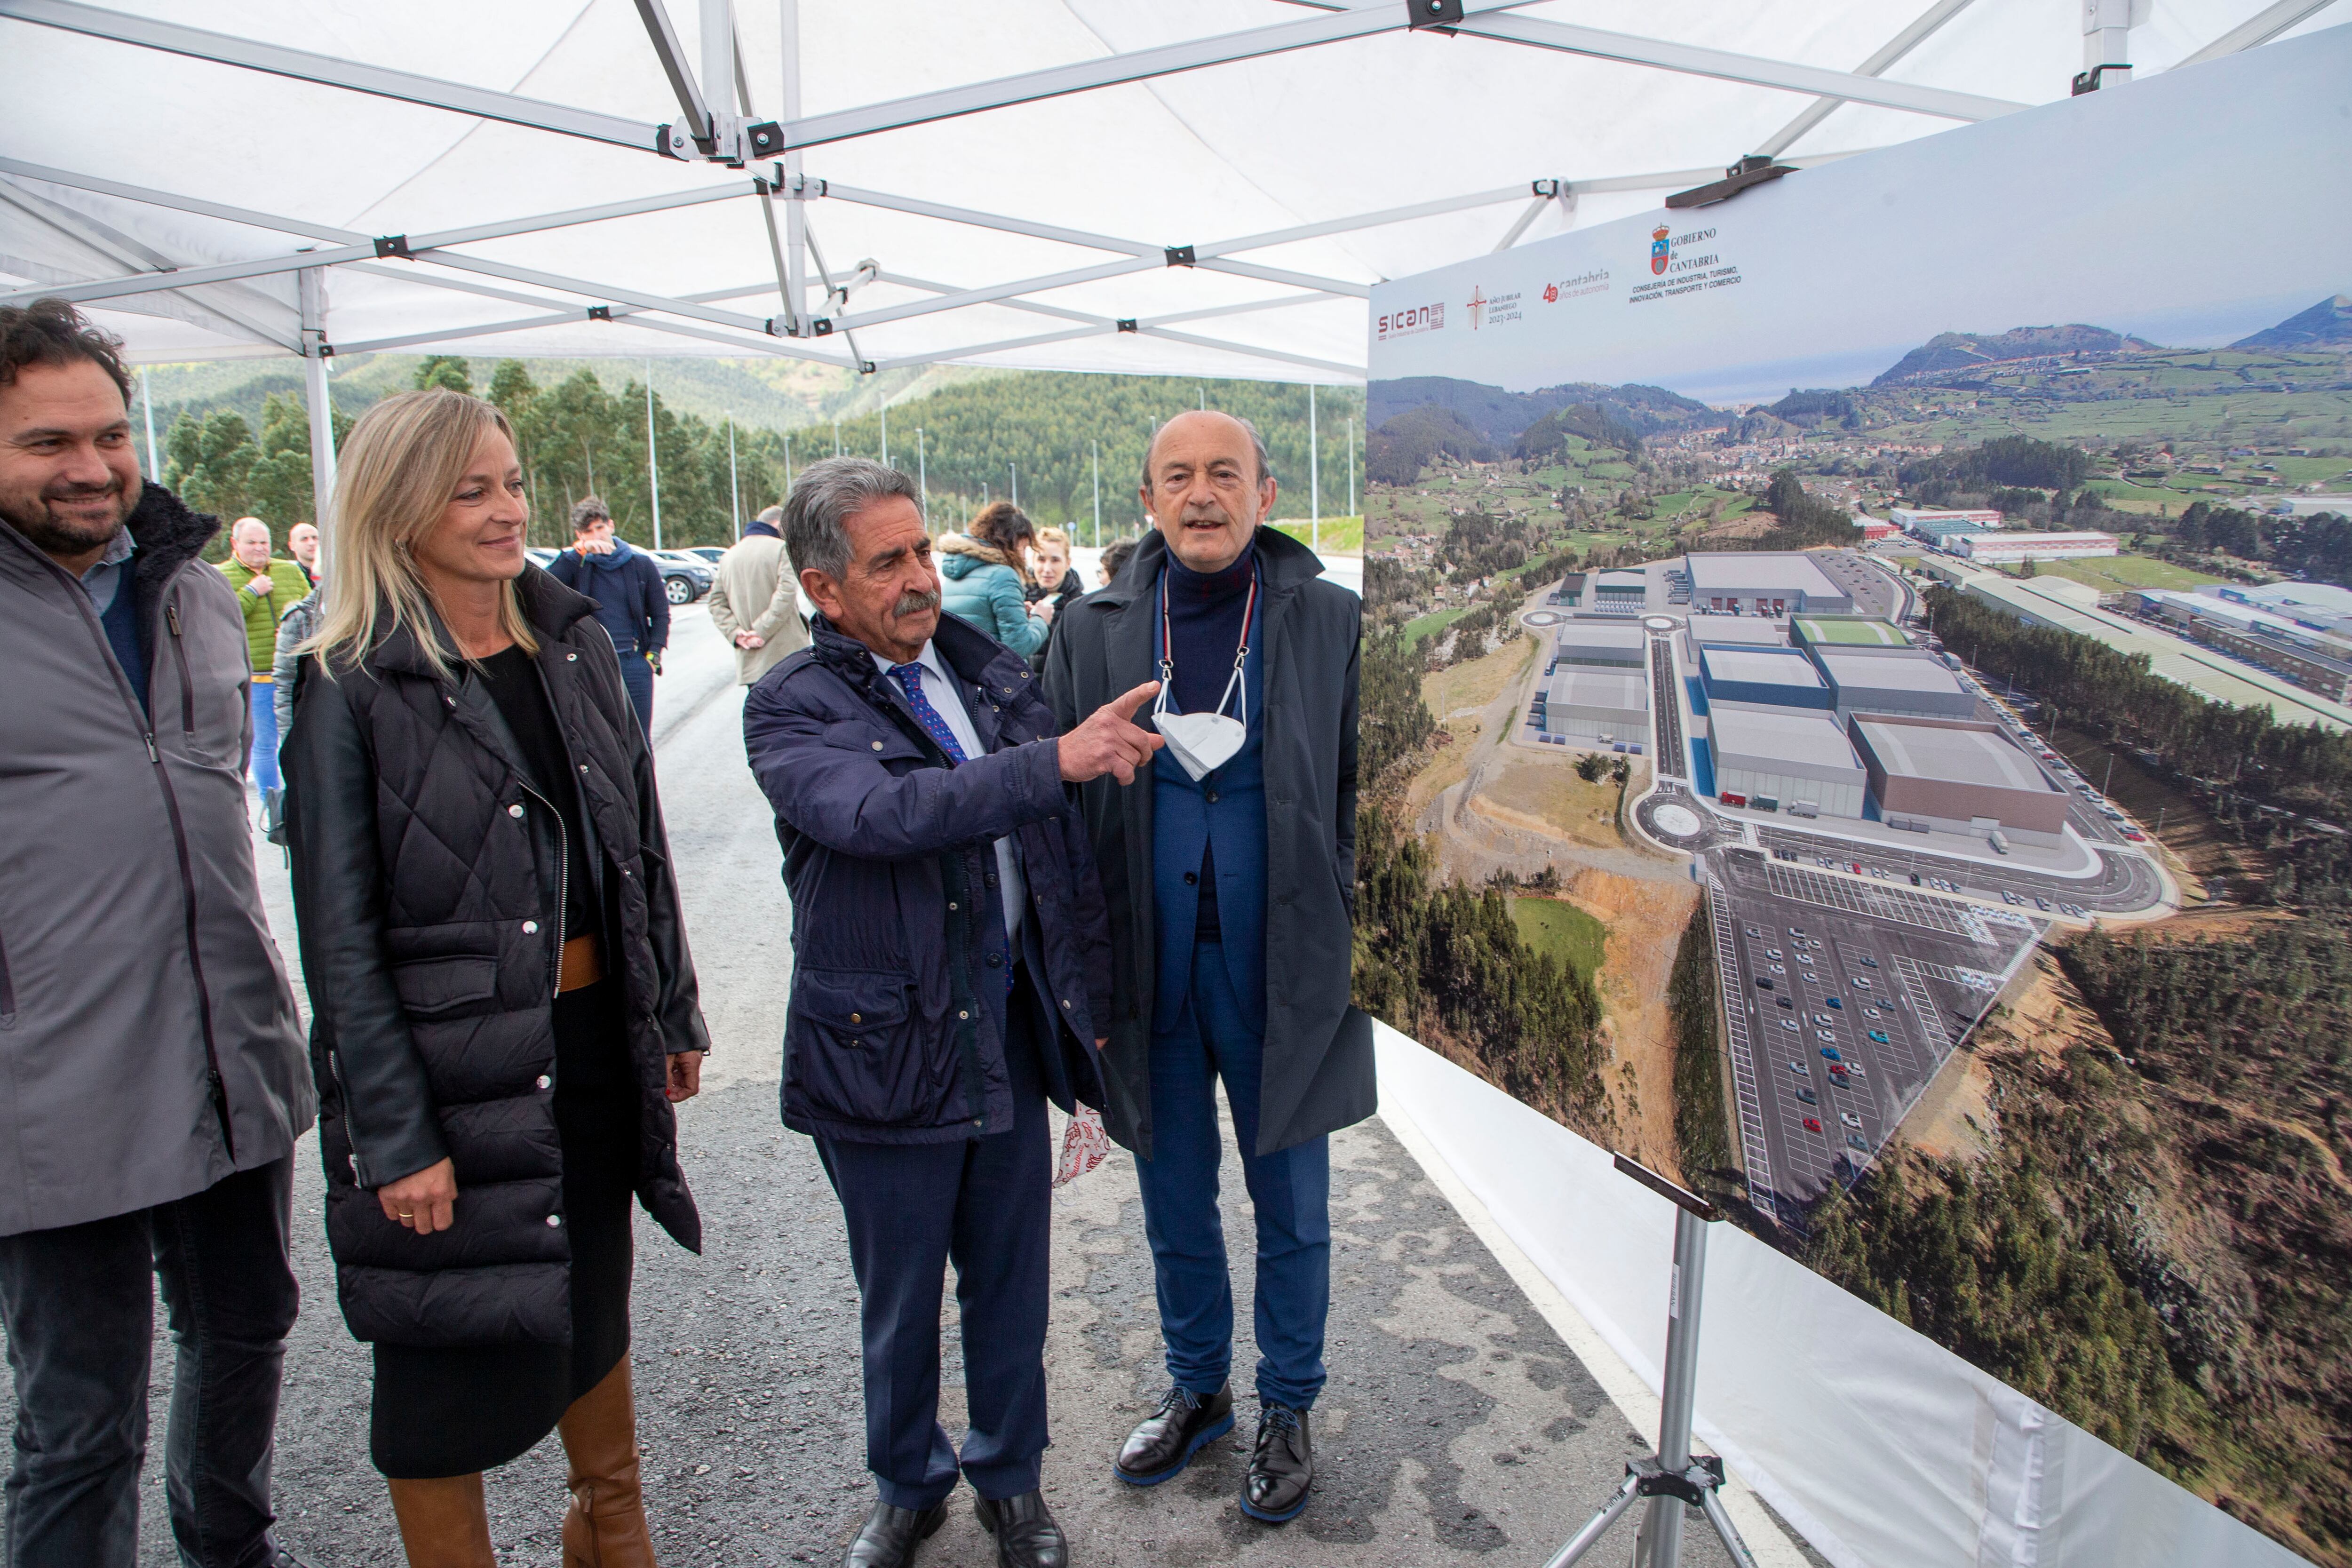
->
[2,0,2339,511]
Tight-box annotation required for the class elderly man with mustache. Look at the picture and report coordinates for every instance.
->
[744,457,1162,1568]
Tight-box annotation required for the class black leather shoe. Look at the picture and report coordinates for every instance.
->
[1114,1381,1234,1485]
[974,1490,1068,1568]
[1241,1403,1313,1523]
[842,1496,948,1568]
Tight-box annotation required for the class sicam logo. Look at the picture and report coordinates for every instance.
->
[1650,224,1672,277]
[1375,302,1445,340]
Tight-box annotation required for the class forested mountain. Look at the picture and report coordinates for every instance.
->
[1367,375,1720,448]
[149,354,1364,549]
[1872,323,2160,385]
[1366,406,1494,486]
[1514,402,1643,462]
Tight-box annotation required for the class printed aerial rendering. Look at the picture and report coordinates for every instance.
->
[1356,301,2352,1563]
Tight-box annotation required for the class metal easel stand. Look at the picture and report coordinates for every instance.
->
[1542,1156,1759,1568]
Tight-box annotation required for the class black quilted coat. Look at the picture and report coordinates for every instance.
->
[281,567,706,1347]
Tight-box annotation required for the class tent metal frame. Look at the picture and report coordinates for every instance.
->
[0,0,2329,507]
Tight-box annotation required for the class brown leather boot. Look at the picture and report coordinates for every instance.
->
[386,1473,496,1568]
[558,1358,658,1568]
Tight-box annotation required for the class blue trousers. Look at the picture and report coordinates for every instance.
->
[1139,942,1331,1410]
[815,992,1052,1510]
[615,646,654,742]
[246,682,280,797]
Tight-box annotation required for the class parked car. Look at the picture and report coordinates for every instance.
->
[525,546,558,568]
[1867,1029,1890,1043]
[681,545,728,565]
[1846,1133,1870,1152]
[1857,955,1877,968]
[1852,976,1872,989]
[651,549,714,605]
[1861,1006,1881,1019]
[1780,1018,1799,1031]
[1820,1045,1843,1062]
[1787,1061,1809,1076]
[1770,963,1786,975]
[1824,997,1842,1009]
[1755,977,1774,990]
[1803,1117,1824,1134]
[1812,1012,1834,1026]
[1794,1087,1817,1106]
[1765,948,1781,960]
[1778,997,1794,1010]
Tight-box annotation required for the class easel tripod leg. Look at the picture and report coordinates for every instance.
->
[1542,1472,1642,1568]
[1699,1486,1762,1568]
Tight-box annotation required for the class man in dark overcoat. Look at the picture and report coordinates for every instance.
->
[1043,410,1367,1525]
[744,456,1164,1568]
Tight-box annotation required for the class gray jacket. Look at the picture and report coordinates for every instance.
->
[0,484,314,1237]
[272,588,321,741]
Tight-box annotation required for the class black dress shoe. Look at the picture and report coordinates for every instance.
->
[1241,1403,1313,1523]
[974,1490,1068,1568]
[842,1496,948,1568]
[1114,1381,1234,1485]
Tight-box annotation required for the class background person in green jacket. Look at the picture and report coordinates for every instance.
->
[937,500,1051,657]
[217,516,309,805]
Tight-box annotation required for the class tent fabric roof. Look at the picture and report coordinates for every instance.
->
[2,0,2336,383]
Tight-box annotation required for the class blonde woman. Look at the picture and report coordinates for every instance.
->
[279,389,708,1566]
[1025,525,1085,672]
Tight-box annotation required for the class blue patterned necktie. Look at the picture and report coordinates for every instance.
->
[889,663,967,764]
[890,662,1014,990]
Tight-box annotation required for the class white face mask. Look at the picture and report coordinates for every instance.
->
[1154,565,1257,783]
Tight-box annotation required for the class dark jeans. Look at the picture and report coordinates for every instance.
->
[1139,941,1331,1409]
[0,1156,298,1568]
[614,642,654,742]
[815,982,1053,1511]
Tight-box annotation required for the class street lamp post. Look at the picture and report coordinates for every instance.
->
[1092,440,1101,548]
[917,428,927,517]
[1309,382,1320,552]
[644,360,662,551]
[727,411,741,541]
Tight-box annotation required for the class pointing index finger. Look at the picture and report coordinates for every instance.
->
[1107,680,1161,722]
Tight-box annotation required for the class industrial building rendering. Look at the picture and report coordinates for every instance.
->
[1685,552,1852,616]
[1524,549,2078,853]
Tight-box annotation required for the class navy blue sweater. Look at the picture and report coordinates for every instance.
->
[1159,541,1259,941]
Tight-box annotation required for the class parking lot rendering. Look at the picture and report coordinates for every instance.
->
[1708,846,2042,1232]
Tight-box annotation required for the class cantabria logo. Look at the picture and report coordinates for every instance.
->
[1650,224,1672,277]
[1375,301,1445,340]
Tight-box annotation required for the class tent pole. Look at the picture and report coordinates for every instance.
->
[1347,417,1356,518]
[917,428,927,517]
[881,401,889,468]
[139,367,159,480]
[1010,462,1018,508]
[1092,441,1100,548]
[784,430,793,489]
[297,267,338,557]
[779,0,808,334]
[645,360,663,550]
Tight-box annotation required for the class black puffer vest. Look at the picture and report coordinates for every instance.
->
[283,567,706,1347]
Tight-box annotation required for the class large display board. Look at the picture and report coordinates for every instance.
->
[1358,28,2352,1565]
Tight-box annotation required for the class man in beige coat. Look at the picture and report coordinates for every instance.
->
[707,504,808,684]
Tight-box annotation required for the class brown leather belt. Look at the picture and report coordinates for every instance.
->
[558,934,603,993]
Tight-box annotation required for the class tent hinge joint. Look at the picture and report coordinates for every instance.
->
[587,305,613,322]
[1164,245,1194,268]
[1407,0,1462,32]
[373,234,411,260]
[1531,179,1562,199]
[1116,319,1138,333]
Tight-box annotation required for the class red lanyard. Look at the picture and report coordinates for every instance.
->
[1158,564,1260,691]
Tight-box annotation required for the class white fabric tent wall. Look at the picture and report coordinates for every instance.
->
[1374,1022,2307,1568]
[5,0,2340,393]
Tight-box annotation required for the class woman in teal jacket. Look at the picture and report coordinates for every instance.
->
[936,501,1051,657]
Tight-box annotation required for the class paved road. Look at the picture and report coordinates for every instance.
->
[8,606,1804,1567]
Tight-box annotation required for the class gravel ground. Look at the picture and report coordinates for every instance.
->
[2,609,1808,1567]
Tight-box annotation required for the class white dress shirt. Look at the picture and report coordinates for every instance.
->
[871,642,1026,947]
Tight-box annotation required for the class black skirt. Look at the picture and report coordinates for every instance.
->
[371,980,643,1479]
